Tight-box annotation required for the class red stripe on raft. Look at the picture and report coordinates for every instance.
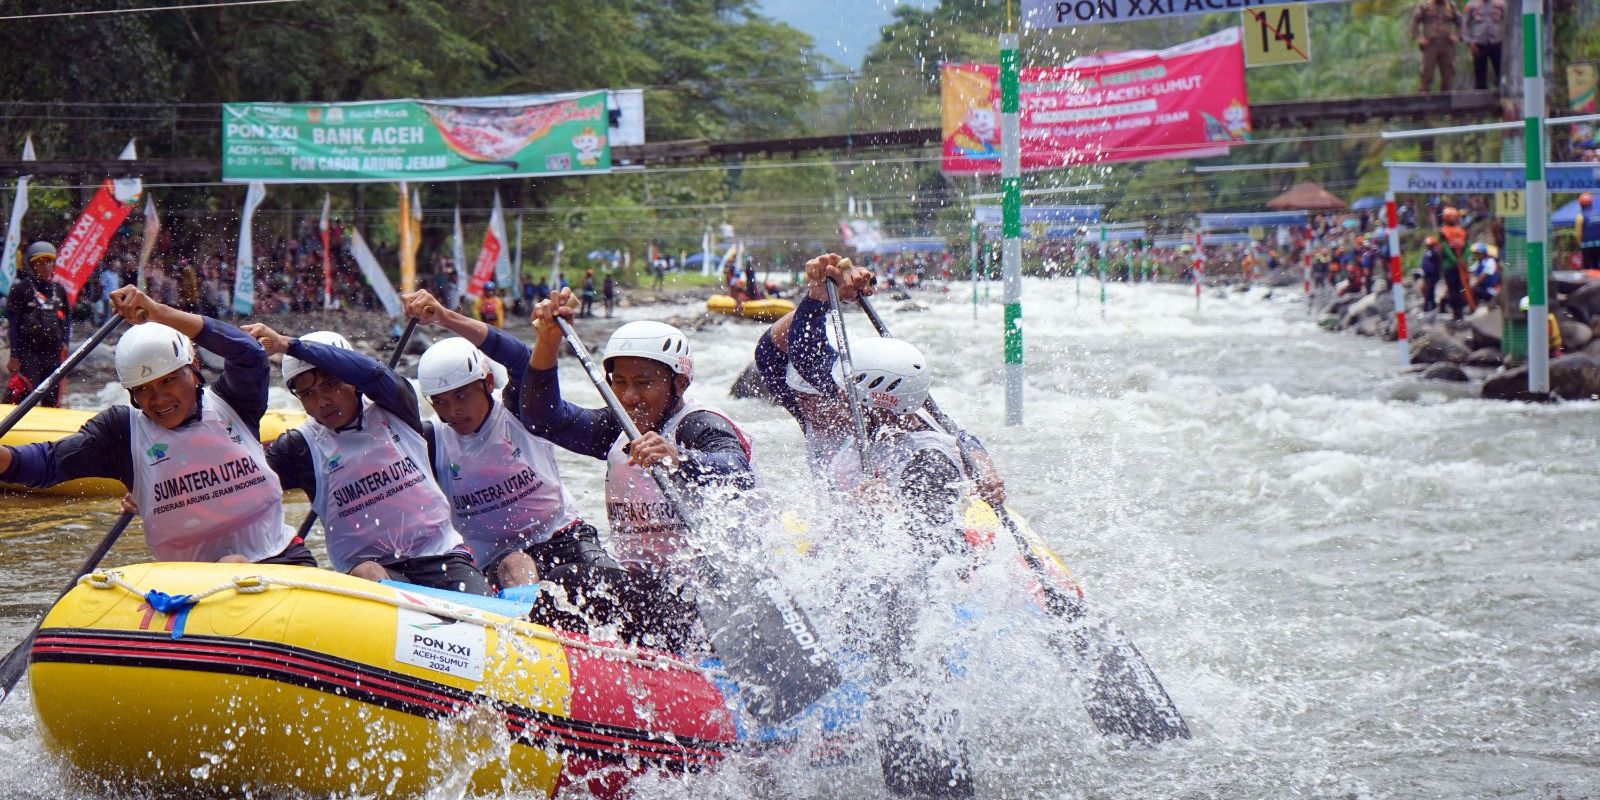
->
[564,645,737,746]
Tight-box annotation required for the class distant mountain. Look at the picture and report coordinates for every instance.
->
[759,0,936,69]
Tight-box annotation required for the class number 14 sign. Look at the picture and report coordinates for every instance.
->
[1243,4,1311,67]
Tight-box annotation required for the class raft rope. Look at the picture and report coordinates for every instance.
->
[81,570,729,679]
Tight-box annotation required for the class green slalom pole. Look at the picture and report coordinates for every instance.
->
[1523,7,1549,393]
[1001,30,1022,425]
[1098,224,1108,319]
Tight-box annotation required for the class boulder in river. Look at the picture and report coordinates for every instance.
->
[1409,329,1471,364]
[1481,353,1600,401]
[1565,279,1600,317]
[1465,306,1503,346]
[1420,362,1470,382]
[1558,319,1593,350]
[1464,347,1503,367]
[1584,339,1600,359]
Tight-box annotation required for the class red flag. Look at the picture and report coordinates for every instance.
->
[53,180,135,304]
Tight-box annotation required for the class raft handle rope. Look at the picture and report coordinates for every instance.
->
[81,570,729,679]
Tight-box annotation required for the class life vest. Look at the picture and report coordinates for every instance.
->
[431,399,579,569]
[1580,208,1600,250]
[604,400,753,573]
[15,275,67,347]
[129,387,293,562]
[299,401,462,572]
[830,426,969,496]
[1439,225,1468,264]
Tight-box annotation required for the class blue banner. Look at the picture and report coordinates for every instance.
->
[975,205,1102,225]
[1197,212,1307,230]
[1387,162,1600,193]
[1021,0,1344,28]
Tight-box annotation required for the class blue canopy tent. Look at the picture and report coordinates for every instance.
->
[1350,196,1385,211]
[683,252,709,267]
[1551,198,1581,229]
[861,238,947,255]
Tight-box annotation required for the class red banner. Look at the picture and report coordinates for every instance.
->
[941,27,1250,174]
[54,180,135,304]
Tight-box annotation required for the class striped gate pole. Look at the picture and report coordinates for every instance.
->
[1000,31,1023,425]
[1385,192,1409,367]
[970,217,980,320]
[1098,223,1108,319]
[1192,232,1204,314]
[1523,6,1550,393]
[1302,249,1312,308]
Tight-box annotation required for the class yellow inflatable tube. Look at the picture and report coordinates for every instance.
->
[29,563,735,797]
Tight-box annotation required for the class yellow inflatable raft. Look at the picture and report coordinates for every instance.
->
[0,405,306,497]
[29,562,736,798]
[706,295,795,322]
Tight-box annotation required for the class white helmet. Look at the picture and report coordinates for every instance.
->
[281,330,353,386]
[832,338,930,415]
[418,337,489,397]
[786,362,826,396]
[115,323,195,389]
[603,320,693,380]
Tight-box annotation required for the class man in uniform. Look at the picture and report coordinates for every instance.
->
[5,242,71,406]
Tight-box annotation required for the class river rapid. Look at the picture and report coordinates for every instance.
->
[0,278,1596,798]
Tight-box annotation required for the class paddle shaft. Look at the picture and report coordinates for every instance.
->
[0,511,136,701]
[823,280,871,466]
[294,318,419,538]
[0,315,124,439]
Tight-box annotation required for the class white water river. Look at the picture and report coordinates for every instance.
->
[1,278,1596,798]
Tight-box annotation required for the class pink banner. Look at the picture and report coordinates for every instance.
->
[54,180,134,304]
[941,27,1250,173]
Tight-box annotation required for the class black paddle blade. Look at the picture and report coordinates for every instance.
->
[693,572,842,727]
[1055,613,1190,744]
[0,634,34,700]
[876,709,975,799]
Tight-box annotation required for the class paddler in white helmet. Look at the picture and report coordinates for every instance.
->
[243,322,489,595]
[398,289,616,592]
[520,289,755,653]
[0,287,309,565]
[781,253,1006,509]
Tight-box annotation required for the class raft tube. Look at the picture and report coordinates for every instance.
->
[29,563,739,797]
[706,295,796,322]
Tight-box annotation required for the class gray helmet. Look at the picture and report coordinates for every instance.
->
[24,242,55,262]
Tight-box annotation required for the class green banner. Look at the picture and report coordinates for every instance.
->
[222,92,612,183]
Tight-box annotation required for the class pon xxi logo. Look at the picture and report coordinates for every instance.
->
[449,463,462,480]
[145,443,171,466]
[326,453,344,473]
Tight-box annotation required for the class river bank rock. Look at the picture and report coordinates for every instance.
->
[1565,279,1600,317]
[1465,306,1502,347]
[1464,347,1503,366]
[1421,362,1470,382]
[1559,319,1593,350]
[1481,353,1600,401]
[1409,329,1471,364]
[1585,340,1600,358]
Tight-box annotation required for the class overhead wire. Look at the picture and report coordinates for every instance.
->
[0,0,308,22]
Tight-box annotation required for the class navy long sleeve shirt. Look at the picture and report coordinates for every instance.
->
[0,318,269,489]
[264,339,422,496]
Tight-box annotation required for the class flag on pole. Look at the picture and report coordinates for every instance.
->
[349,227,403,317]
[398,182,420,293]
[468,191,510,298]
[137,195,160,291]
[0,135,35,296]
[233,181,266,316]
[512,214,524,299]
[54,140,141,305]
[452,206,467,303]
[319,192,333,309]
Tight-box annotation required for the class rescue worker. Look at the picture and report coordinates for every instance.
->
[0,287,309,565]
[1470,242,1501,302]
[1420,236,1443,314]
[520,292,754,652]
[478,281,504,328]
[400,289,615,592]
[1576,193,1600,271]
[1439,207,1474,311]
[5,242,71,407]
[246,323,489,595]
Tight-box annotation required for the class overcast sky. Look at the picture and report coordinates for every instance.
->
[758,0,937,69]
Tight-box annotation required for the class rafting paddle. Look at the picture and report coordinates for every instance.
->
[0,315,124,440]
[855,294,1190,744]
[552,315,842,727]
[291,318,420,539]
[0,511,135,703]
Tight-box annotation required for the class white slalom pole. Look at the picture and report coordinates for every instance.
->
[1098,224,1108,320]
[1385,193,1410,368]
[1193,232,1204,314]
